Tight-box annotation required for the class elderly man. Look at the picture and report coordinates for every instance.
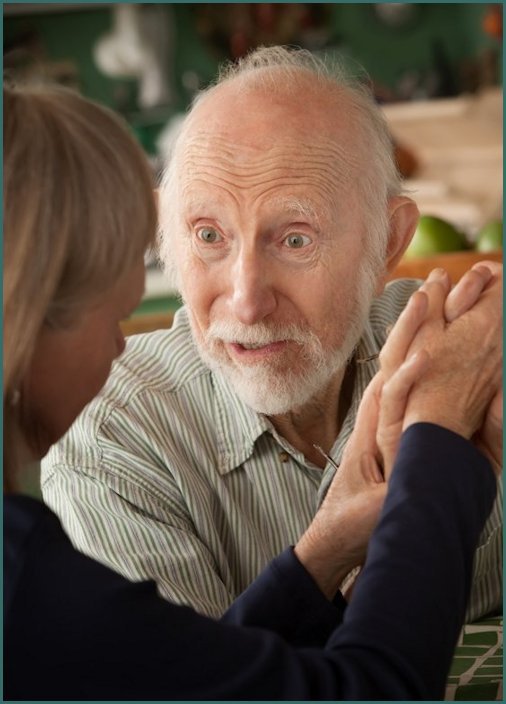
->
[42,47,502,622]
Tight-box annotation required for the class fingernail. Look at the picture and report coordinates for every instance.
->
[428,267,448,281]
[471,264,493,281]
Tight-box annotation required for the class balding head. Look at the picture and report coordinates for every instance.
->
[155,47,420,415]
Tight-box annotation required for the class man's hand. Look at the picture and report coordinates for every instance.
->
[455,262,503,474]
[293,304,429,600]
[380,263,502,471]
[444,262,494,322]
[405,267,501,438]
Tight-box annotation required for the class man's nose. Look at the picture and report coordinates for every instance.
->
[228,249,276,325]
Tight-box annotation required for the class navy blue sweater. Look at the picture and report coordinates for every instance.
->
[4,423,496,700]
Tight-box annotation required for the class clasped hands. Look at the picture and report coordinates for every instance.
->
[295,262,502,600]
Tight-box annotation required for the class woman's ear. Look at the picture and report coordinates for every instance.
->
[375,196,419,294]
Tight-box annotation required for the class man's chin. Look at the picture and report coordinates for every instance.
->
[211,361,338,416]
[221,373,307,415]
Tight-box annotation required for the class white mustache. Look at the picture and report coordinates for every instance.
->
[205,320,314,347]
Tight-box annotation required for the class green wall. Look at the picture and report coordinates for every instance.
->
[5,7,117,107]
[326,3,497,89]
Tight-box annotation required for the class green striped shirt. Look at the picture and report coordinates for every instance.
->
[41,279,502,621]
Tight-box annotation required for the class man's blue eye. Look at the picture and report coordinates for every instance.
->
[284,233,311,248]
[198,227,221,243]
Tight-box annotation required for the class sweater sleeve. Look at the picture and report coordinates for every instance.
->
[5,424,496,701]
[221,546,346,646]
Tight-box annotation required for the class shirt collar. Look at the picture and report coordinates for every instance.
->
[332,317,381,458]
[212,371,271,475]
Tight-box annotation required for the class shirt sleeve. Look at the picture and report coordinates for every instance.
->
[465,479,502,621]
[41,448,239,618]
[43,450,346,647]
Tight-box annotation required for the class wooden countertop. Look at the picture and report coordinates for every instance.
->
[387,249,502,282]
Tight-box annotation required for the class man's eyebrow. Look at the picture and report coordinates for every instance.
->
[272,196,326,226]
[181,194,330,225]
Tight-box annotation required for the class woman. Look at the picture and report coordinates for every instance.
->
[3,83,499,700]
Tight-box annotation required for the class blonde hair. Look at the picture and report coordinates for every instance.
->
[3,84,157,490]
[159,45,401,282]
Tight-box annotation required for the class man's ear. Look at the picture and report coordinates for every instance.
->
[153,188,160,211]
[375,196,419,294]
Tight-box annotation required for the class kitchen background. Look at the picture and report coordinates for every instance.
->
[4,2,503,319]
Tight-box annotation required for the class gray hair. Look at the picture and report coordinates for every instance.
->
[158,45,402,283]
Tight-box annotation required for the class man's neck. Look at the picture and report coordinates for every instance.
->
[269,364,355,469]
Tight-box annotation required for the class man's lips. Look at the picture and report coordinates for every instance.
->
[226,340,288,360]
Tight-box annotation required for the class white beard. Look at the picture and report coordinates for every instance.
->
[187,263,377,416]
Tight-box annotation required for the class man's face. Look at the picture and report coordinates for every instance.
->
[172,84,380,414]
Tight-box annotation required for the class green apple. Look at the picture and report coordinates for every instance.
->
[475,220,502,252]
[404,215,468,259]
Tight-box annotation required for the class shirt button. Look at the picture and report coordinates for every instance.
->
[279,451,290,463]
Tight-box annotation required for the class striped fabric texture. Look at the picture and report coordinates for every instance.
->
[41,279,502,621]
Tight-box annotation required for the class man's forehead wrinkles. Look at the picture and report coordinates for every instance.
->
[249,175,342,207]
[181,156,355,198]
[183,130,278,154]
[182,131,361,172]
[183,158,341,181]
[179,131,360,213]
[182,169,343,209]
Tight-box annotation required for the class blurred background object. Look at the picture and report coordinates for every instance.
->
[483,3,502,41]
[191,3,336,60]
[383,86,502,239]
[5,3,503,151]
[93,3,175,110]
